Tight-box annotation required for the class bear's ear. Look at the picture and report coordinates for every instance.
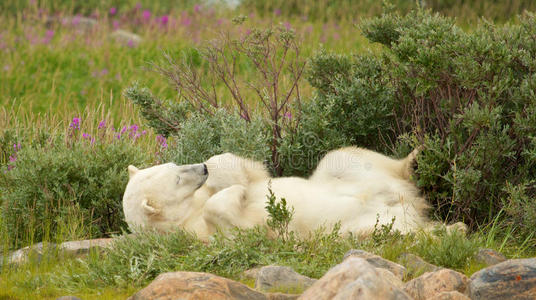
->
[128,165,139,178]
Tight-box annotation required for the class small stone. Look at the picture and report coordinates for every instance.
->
[59,238,114,257]
[343,249,406,279]
[5,242,56,266]
[255,265,316,293]
[403,269,469,300]
[428,291,471,300]
[128,271,268,300]
[60,16,98,30]
[56,296,82,300]
[468,258,536,300]
[110,30,142,46]
[398,252,441,276]
[474,248,506,266]
[298,257,412,300]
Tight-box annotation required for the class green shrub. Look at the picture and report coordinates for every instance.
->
[0,119,154,249]
[367,10,536,235]
[161,108,272,166]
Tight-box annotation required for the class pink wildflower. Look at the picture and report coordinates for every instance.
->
[98,120,106,129]
[142,10,151,22]
[160,15,169,26]
[70,117,81,130]
[109,7,117,15]
[156,135,168,148]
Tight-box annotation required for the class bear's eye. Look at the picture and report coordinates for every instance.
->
[176,176,181,185]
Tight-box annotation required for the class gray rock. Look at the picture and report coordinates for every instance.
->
[59,238,114,257]
[468,258,536,300]
[343,249,406,279]
[4,242,56,266]
[398,252,441,276]
[474,248,506,266]
[3,238,114,266]
[255,265,316,293]
[403,269,469,300]
[110,30,142,46]
[298,257,412,300]
[58,16,98,30]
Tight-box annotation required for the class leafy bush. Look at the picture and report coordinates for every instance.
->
[161,108,272,166]
[0,119,155,249]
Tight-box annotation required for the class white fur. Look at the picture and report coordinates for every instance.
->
[123,147,439,240]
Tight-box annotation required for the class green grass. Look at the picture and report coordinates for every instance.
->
[1,225,534,299]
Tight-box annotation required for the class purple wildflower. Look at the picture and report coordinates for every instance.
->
[109,7,117,15]
[129,124,139,138]
[42,30,55,44]
[72,15,81,26]
[142,10,151,22]
[70,117,81,130]
[284,111,292,119]
[3,65,9,71]
[156,135,168,148]
[181,15,192,26]
[274,9,281,16]
[127,40,135,48]
[45,30,54,39]
[100,68,109,76]
[194,4,202,13]
[98,120,106,129]
[9,155,17,162]
[284,22,291,30]
[113,20,120,29]
[160,15,169,26]
[121,126,127,134]
[82,133,91,139]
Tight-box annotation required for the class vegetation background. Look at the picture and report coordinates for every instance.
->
[1,0,536,299]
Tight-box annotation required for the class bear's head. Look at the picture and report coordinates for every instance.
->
[122,162,208,231]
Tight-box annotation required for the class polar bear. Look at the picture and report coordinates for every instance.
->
[123,147,442,240]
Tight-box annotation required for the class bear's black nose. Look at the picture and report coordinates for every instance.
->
[203,163,208,175]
